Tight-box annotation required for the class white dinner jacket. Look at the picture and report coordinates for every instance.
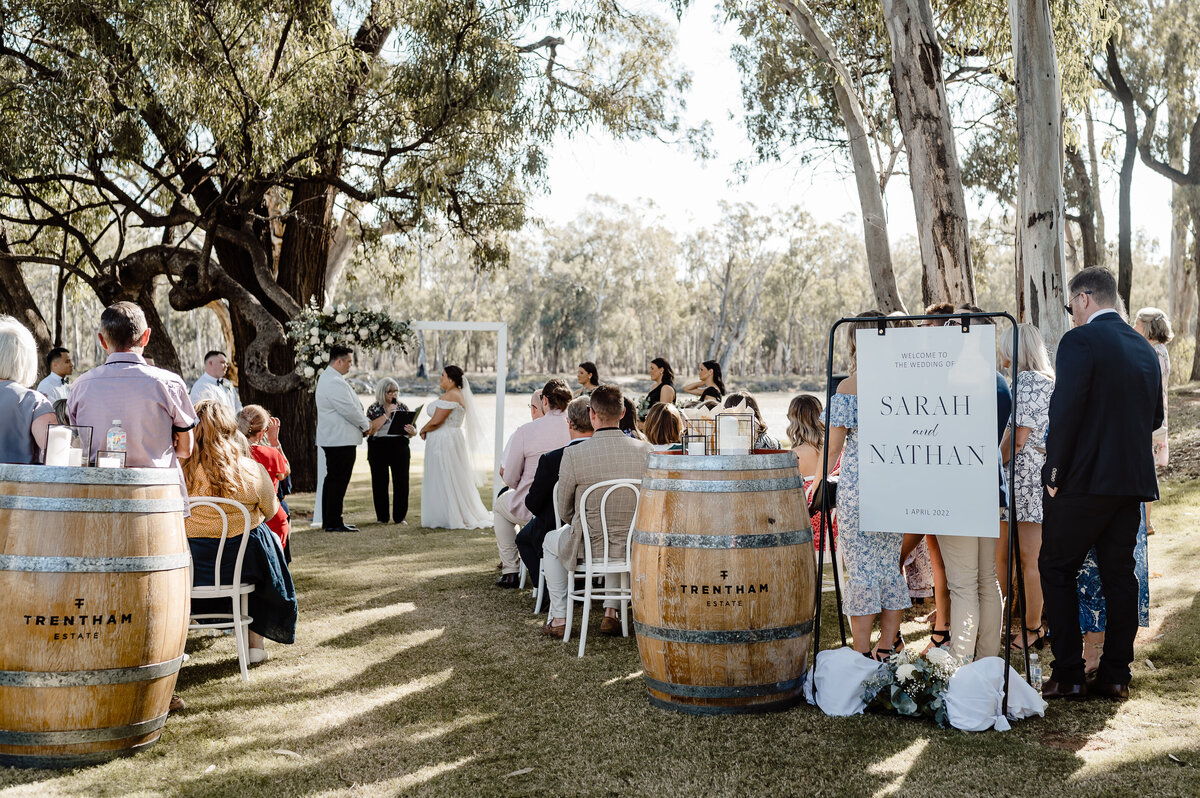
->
[315,367,369,446]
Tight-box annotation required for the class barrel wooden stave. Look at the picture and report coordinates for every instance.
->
[0,467,188,768]
[632,452,815,714]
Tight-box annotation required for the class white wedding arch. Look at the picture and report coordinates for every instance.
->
[311,320,509,527]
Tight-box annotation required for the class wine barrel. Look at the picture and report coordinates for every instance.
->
[631,451,815,714]
[0,465,190,769]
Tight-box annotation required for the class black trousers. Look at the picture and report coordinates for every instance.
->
[367,436,410,523]
[321,445,358,529]
[1039,492,1141,686]
[515,518,549,583]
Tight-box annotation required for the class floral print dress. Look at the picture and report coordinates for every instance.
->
[1005,370,1054,524]
[828,392,911,616]
[1077,504,1150,630]
[1152,342,1169,466]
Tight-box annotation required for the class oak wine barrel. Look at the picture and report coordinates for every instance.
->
[0,465,189,768]
[631,451,815,714]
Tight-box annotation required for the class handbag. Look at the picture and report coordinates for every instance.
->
[807,476,838,516]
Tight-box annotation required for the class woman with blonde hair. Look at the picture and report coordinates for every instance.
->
[366,377,416,525]
[996,323,1055,650]
[186,400,297,664]
[789,394,838,554]
[1133,307,1172,470]
[237,404,291,551]
[0,316,55,464]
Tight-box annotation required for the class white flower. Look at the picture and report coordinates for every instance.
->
[369,324,379,333]
[303,366,315,377]
[312,355,322,364]
[895,664,917,683]
[325,333,334,344]
[358,327,369,339]
[925,647,953,666]
[335,313,347,324]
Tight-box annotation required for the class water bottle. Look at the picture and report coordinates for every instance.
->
[1028,652,1042,690]
[105,420,127,452]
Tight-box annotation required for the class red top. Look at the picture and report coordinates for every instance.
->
[250,444,290,547]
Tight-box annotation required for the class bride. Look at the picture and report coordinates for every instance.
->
[419,365,491,529]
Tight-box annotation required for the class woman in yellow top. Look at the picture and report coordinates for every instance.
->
[184,401,297,664]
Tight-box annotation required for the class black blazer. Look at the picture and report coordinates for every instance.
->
[1043,312,1164,500]
[523,438,586,539]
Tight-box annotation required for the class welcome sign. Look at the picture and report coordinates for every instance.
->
[856,324,1000,538]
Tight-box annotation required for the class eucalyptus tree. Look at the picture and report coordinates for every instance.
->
[0,0,693,484]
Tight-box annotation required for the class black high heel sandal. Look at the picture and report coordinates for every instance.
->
[928,627,951,649]
[1009,625,1048,651]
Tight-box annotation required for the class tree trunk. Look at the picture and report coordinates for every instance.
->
[0,235,53,368]
[1192,196,1200,381]
[1010,0,1069,352]
[1085,108,1106,264]
[774,0,904,313]
[1106,37,1136,311]
[882,0,975,307]
[1168,102,1195,333]
[1065,145,1098,268]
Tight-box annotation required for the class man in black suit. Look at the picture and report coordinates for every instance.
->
[515,396,593,588]
[1040,267,1163,701]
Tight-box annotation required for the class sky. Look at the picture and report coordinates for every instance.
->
[530,0,1175,253]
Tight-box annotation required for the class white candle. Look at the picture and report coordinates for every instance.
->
[97,455,122,469]
[67,448,83,467]
[687,441,705,456]
[45,427,71,466]
[718,415,750,456]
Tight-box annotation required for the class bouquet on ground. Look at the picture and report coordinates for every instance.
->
[861,646,958,727]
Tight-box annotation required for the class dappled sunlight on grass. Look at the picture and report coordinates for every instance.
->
[406,713,498,743]
[868,739,929,798]
[602,670,644,687]
[311,756,477,797]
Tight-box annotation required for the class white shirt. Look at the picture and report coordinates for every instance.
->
[189,372,242,412]
[315,368,370,446]
[1086,308,1120,324]
[36,372,69,403]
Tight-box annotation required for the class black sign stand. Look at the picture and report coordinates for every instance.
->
[810,311,1027,715]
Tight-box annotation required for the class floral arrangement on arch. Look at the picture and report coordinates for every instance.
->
[285,300,414,388]
[861,646,958,727]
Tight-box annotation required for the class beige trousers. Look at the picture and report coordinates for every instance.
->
[936,533,1003,664]
[493,493,523,574]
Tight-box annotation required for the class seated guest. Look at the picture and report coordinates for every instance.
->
[620,397,647,440]
[722,391,780,449]
[542,386,651,638]
[643,402,684,452]
[528,388,544,420]
[0,316,55,464]
[237,405,292,551]
[516,396,594,585]
[494,379,572,587]
[36,346,73,402]
[69,302,195,471]
[366,378,417,526]
[185,400,297,663]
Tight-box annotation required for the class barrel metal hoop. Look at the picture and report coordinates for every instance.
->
[640,476,805,494]
[645,452,800,472]
[632,529,812,549]
[645,693,803,716]
[0,553,190,573]
[0,656,184,687]
[641,674,805,699]
[633,618,814,644]
[0,495,185,514]
[0,464,179,486]
[0,738,157,769]
[0,713,168,746]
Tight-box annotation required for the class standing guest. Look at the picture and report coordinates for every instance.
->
[921,302,955,325]
[1134,306,1172,532]
[682,360,726,402]
[36,346,73,402]
[315,345,386,533]
[190,350,242,413]
[639,358,677,421]
[494,378,571,587]
[516,396,594,584]
[996,324,1055,650]
[69,302,196,471]
[366,378,417,526]
[722,391,780,449]
[788,394,837,553]
[1040,267,1163,701]
[419,365,492,529]
[823,312,911,658]
[576,362,600,396]
[643,402,684,452]
[0,316,56,464]
[237,405,292,551]
[185,401,297,664]
[542,386,651,638]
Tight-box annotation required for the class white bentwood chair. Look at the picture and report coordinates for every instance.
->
[562,478,641,658]
[532,482,563,615]
[187,497,255,681]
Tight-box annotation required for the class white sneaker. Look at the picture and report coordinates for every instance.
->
[249,647,269,664]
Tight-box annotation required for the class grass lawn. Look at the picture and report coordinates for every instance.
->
[3,398,1199,796]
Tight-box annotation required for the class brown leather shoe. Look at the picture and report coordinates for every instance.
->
[1086,678,1130,700]
[599,615,622,636]
[1042,680,1088,700]
[169,694,187,712]
[541,622,566,639]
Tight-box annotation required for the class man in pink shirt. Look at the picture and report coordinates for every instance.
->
[69,302,196,479]
[493,379,572,587]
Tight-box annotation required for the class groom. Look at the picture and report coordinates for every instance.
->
[1039,267,1163,701]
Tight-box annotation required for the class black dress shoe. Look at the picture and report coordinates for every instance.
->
[495,573,520,588]
[1086,677,1130,700]
[1042,680,1088,700]
[323,525,359,533]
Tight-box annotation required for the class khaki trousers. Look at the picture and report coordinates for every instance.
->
[493,492,524,574]
[936,533,1003,664]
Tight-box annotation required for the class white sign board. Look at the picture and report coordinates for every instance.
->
[856,325,999,538]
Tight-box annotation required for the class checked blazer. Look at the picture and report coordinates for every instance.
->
[555,429,651,566]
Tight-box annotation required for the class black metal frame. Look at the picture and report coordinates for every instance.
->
[810,311,1028,715]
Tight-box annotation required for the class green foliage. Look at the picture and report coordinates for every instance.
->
[286,300,413,387]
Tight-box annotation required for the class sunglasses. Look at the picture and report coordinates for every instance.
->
[1064,291,1091,314]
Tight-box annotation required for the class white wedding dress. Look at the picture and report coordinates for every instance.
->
[421,399,491,529]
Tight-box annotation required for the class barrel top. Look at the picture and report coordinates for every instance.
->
[646,450,799,472]
[0,464,181,487]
